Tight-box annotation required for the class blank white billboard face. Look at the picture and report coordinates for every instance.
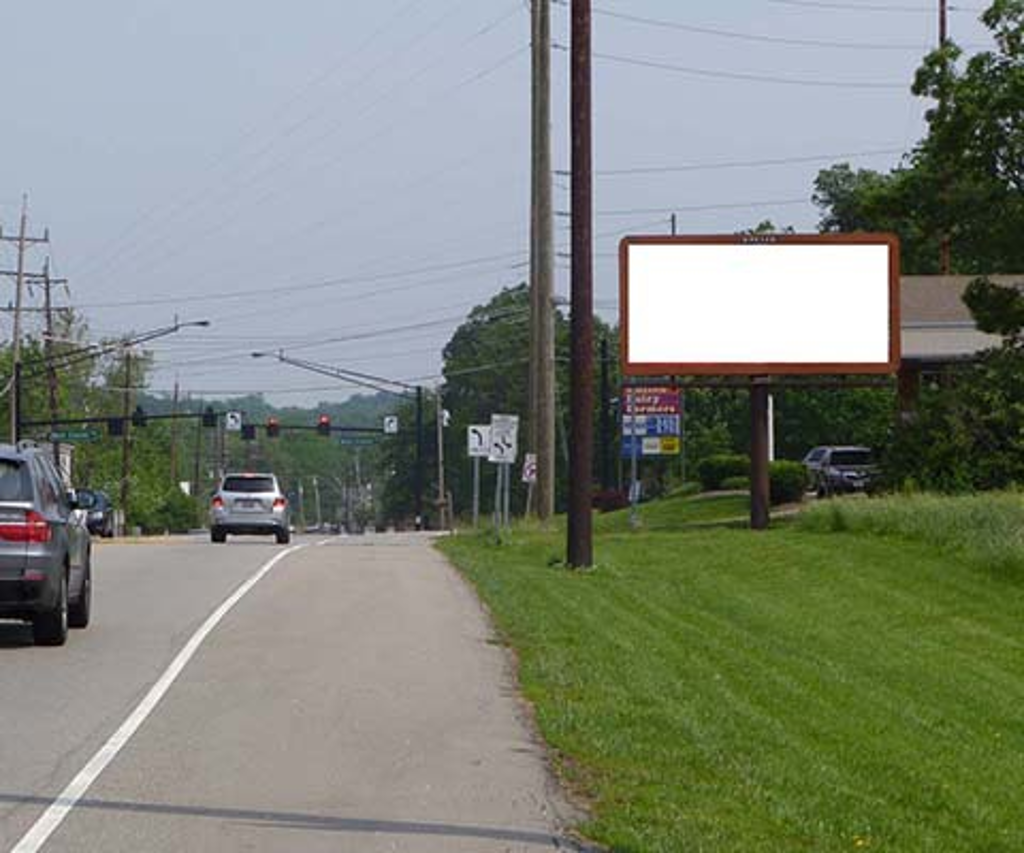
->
[622,237,899,375]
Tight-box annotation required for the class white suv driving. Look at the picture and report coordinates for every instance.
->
[210,473,290,544]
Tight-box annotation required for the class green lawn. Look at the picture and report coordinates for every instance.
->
[439,508,1024,852]
[593,492,750,534]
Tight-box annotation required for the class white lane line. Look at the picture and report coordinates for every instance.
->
[10,544,306,853]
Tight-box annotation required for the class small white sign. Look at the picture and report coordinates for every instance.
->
[521,453,537,484]
[467,425,491,458]
[225,411,243,432]
[383,415,399,435]
[488,414,519,464]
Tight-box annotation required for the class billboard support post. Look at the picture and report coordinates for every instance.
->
[750,379,771,531]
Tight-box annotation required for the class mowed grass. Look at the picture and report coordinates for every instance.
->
[439,508,1024,852]
[593,492,750,534]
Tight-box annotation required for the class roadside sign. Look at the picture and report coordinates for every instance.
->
[521,453,537,484]
[488,414,519,464]
[467,424,491,458]
[621,386,681,457]
[383,415,399,435]
[225,411,243,432]
[339,436,377,447]
[49,429,101,443]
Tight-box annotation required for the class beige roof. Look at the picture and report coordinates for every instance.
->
[900,275,1023,361]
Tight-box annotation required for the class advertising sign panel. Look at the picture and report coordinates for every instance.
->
[622,386,681,457]
[620,234,900,376]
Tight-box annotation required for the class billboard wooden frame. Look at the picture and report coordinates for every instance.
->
[620,233,901,377]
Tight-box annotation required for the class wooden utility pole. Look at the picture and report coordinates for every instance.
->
[938,0,952,274]
[531,0,556,522]
[567,0,594,568]
[42,262,69,466]
[120,349,133,527]
[435,389,448,531]
[169,378,180,484]
[0,196,48,442]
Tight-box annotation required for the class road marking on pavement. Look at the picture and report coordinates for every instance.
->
[10,545,306,853]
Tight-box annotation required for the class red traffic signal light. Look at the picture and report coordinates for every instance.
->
[317,414,331,436]
[266,417,280,438]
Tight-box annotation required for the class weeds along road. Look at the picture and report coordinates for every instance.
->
[0,534,578,852]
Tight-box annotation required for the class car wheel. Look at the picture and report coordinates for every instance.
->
[69,561,91,629]
[276,529,291,545]
[33,572,69,646]
[211,527,227,544]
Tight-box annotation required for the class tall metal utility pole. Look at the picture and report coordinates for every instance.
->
[0,196,48,442]
[567,0,594,568]
[530,0,556,522]
[120,349,133,527]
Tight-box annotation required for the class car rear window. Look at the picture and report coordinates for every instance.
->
[831,450,873,466]
[222,476,276,493]
[0,459,32,501]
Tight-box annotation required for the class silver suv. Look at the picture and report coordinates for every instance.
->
[210,473,290,544]
[0,442,93,645]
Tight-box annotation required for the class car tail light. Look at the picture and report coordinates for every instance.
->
[0,510,52,543]
[273,497,287,509]
[211,496,224,509]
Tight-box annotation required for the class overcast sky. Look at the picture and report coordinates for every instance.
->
[0,1,993,405]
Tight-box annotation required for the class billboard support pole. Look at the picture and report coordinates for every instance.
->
[750,378,771,530]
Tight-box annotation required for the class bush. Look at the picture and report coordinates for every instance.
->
[720,476,751,491]
[769,460,807,506]
[697,454,750,491]
[136,488,200,534]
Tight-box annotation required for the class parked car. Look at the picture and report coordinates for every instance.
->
[813,446,878,497]
[801,446,829,486]
[210,472,290,544]
[77,489,114,538]
[0,441,93,645]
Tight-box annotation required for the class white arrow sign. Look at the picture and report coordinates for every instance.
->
[488,414,519,464]
[225,411,242,433]
[467,425,491,458]
[383,415,399,435]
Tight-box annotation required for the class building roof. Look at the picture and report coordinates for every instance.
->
[900,275,1022,363]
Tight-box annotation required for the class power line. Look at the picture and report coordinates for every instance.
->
[588,49,907,89]
[560,146,908,177]
[767,0,982,12]
[558,198,811,218]
[593,7,932,50]
[75,6,526,287]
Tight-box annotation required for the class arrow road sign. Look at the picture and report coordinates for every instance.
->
[383,415,399,435]
[225,411,243,432]
[488,414,519,464]
[467,425,491,458]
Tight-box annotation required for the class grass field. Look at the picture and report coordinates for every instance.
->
[439,495,1024,852]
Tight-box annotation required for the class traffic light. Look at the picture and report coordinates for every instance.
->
[266,417,280,438]
[108,417,124,437]
[241,424,256,441]
[132,405,147,427]
[202,406,217,428]
[317,414,331,436]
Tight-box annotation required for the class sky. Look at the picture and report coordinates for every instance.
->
[0,1,994,406]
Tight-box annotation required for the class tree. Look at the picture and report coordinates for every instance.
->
[814,1,1024,274]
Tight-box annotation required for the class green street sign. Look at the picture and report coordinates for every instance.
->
[338,436,378,447]
[49,429,102,443]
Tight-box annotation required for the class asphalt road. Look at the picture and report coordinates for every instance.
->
[0,533,581,852]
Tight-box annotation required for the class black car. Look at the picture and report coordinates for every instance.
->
[77,489,114,538]
[814,446,878,497]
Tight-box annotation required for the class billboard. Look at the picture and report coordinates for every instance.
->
[620,234,900,376]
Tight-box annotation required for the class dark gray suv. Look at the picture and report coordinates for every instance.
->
[0,442,93,645]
